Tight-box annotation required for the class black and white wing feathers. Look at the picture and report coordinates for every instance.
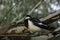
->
[31,18,56,31]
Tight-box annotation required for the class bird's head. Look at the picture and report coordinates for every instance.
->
[24,15,32,28]
[25,15,32,20]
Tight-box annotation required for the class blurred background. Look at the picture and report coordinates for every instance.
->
[0,0,60,40]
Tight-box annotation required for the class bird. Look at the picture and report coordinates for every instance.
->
[24,15,60,36]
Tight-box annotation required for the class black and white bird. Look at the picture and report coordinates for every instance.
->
[24,15,60,36]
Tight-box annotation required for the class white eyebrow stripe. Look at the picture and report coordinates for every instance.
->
[25,17,30,19]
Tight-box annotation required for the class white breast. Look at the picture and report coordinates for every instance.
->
[28,20,41,33]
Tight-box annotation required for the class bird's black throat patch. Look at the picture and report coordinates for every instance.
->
[24,19,28,28]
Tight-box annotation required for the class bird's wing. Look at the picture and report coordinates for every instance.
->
[32,18,56,31]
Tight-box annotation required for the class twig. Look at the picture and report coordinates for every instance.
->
[0,6,14,25]
[40,10,60,24]
[16,0,44,23]
[1,2,24,34]
[28,0,43,15]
